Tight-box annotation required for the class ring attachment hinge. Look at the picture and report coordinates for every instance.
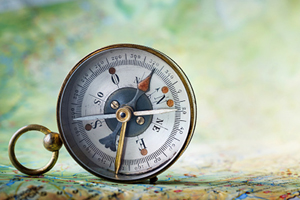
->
[8,124,62,175]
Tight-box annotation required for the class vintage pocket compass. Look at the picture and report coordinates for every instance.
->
[8,44,196,183]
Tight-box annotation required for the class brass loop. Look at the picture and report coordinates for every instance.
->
[8,124,61,175]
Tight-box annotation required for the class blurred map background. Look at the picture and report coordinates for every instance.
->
[1,0,300,199]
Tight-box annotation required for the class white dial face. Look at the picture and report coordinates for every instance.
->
[58,45,195,182]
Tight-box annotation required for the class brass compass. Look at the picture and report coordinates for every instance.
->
[8,44,197,183]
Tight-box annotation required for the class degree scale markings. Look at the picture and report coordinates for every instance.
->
[76,68,183,166]
[89,68,96,76]
[78,124,114,163]
[68,51,189,174]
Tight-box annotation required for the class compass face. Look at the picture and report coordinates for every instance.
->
[57,44,196,182]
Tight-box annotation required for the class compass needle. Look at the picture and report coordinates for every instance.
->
[133,108,177,116]
[113,106,132,174]
[73,113,116,121]
[115,121,127,174]
[75,108,177,121]
[138,69,155,92]
[126,69,155,109]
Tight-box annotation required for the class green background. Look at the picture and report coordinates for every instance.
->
[1,0,300,143]
[1,1,300,199]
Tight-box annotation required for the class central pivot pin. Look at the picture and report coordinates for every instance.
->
[116,106,132,123]
[120,112,126,118]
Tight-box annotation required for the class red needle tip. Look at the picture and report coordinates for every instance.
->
[138,69,155,92]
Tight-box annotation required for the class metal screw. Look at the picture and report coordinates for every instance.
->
[111,100,119,109]
[136,116,145,125]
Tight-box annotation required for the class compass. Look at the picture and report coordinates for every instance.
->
[8,44,197,183]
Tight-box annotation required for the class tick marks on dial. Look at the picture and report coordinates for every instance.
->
[162,151,167,157]
[171,81,178,86]
[159,66,164,73]
[79,139,85,143]
[89,68,96,75]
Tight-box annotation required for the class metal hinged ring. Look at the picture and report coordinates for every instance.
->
[8,124,62,175]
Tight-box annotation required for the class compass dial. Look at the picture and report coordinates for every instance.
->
[57,44,196,182]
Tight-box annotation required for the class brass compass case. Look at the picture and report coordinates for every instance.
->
[56,44,197,183]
